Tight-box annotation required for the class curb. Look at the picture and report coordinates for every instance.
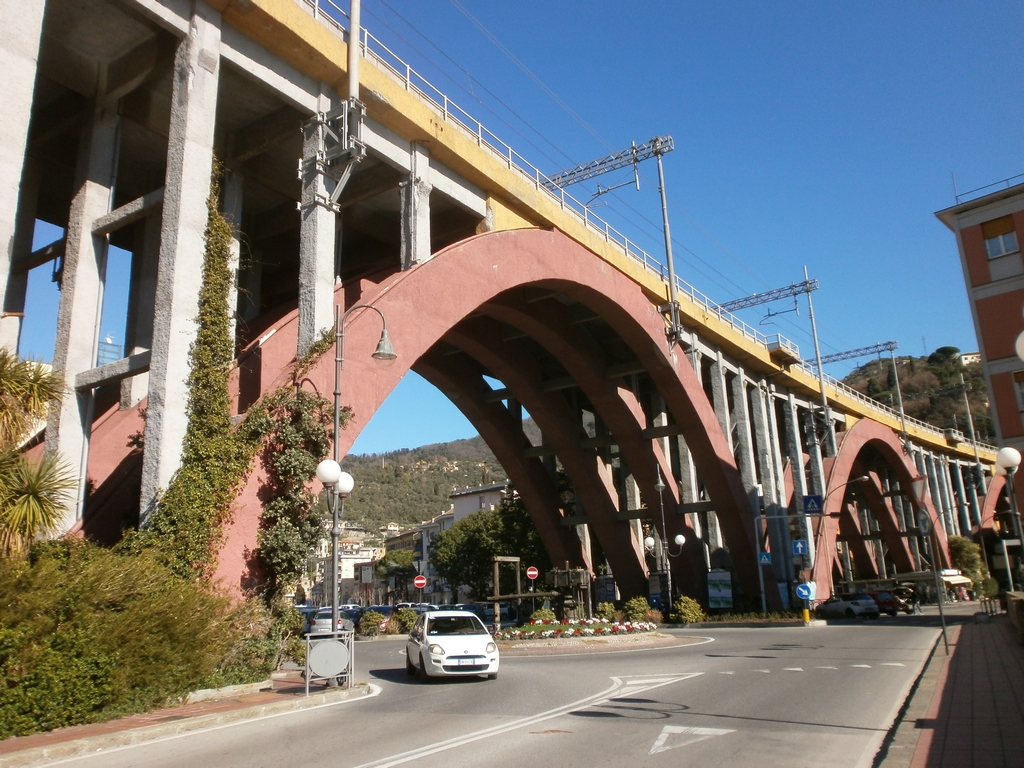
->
[0,684,373,768]
[185,680,272,704]
[873,625,956,767]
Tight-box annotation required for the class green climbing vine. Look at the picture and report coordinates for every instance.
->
[130,170,257,578]
[129,170,347,593]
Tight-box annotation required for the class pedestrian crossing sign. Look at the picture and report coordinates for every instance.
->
[758,552,771,565]
[803,494,823,515]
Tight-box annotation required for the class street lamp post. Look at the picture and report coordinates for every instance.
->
[995,446,1023,591]
[310,302,396,687]
[910,475,949,655]
[644,469,685,612]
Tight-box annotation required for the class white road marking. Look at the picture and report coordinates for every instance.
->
[880,662,905,667]
[753,669,771,673]
[352,673,703,768]
[650,725,735,754]
[783,667,804,672]
[850,664,872,668]
[817,666,838,669]
[718,671,735,675]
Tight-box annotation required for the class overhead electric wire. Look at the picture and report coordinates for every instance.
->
[378,3,854,357]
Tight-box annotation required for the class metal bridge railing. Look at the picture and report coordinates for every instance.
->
[297,0,993,454]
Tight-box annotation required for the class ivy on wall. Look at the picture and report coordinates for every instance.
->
[130,169,346,595]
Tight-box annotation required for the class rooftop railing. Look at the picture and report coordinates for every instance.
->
[298,0,994,455]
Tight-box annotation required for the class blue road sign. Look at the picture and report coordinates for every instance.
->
[803,495,823,514]
[916,509,932,536]
[792,539,808,555]
[795,582,815,600]
[758,552,771,565]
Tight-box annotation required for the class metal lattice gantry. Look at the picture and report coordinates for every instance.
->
[541,136,674,192]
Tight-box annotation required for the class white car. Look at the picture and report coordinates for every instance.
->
[405,610,499,681]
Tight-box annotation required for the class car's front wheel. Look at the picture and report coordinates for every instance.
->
[417,653,431,682]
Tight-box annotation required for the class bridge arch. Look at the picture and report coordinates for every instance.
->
[814,418,947,597]
[218,227,776,605]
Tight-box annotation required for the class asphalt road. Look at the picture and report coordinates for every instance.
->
[47,622,939,768]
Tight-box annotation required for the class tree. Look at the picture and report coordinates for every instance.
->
[430,487,554,600]
[430,510,503,600]
[0,349,76,557]
[947,535,984,586]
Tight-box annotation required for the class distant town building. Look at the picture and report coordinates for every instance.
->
[450,479,508,522]
[937,179,1024,452]
[959,352,981,366]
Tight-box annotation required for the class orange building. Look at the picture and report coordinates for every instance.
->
[937,179,1024,454]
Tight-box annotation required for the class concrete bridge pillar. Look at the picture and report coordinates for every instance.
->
[751,381,793,601]
[401,142,432,269]
[0,0,45,350]
[964,463,982,528]
[298,84,339,356]
[5,159,40,354]
[950,460,972,535]
[46,105,120,531]
[140,4,222,522]
[783,394,813,571]
[121,214,162,408]
[222,169,244,346]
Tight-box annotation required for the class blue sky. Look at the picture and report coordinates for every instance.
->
[20,1,1024,455]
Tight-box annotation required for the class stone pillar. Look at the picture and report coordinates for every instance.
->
[47,106,120,532]
[297,85,338,356]
[0,0,45,350]
[950,461,972,535]
[5,160,40,351]
[752,382,793,593]
[121,213,161,408]
[222,169,243,346]
[401,141,432,269]
[140,5,222,522]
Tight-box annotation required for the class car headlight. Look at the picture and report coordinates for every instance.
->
[485,642,496,653]
[427,644,446,655]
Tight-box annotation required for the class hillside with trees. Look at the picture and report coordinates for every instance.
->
[840,346,994,441]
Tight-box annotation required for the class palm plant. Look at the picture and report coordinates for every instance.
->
[0,349,76,557]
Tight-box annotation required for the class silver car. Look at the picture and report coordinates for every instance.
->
[816,593,881,619]
[306,608,356,634]
[405,610,499,681]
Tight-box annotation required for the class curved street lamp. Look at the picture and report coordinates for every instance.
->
[314,301,397,686]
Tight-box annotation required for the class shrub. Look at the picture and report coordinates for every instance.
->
[395,607,418,633]
[529,608,556,622]
[623,596,650,622]
[595,602,616,621]
[646,608,663,625]
[670,595,707,624]
[360,611,386,637]
[0,541,234,738]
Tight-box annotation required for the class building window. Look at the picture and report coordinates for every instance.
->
[982,216,1019,259]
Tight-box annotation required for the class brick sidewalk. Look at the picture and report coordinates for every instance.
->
[881,610,1024,768]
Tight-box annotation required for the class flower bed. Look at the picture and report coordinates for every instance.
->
[492,618,657,641]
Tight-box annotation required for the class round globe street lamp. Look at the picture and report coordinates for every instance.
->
[644,468,686,613]
[995,447,1023,591]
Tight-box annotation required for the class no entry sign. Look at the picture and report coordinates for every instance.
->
[413,575,427,589]
[526,566,539,580]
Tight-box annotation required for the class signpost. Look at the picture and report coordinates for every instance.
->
[526,566,539,581]
[413,574,426,601]
[795,581,815,624]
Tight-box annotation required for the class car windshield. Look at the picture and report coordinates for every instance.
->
[427,616,487,635]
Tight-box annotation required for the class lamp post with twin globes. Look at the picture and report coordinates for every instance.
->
[643,469,685,613]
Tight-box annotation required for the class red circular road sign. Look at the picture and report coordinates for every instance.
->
[413,575,427,589]
[526,566,539,580]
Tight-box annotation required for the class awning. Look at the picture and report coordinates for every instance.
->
[941,574,972,586]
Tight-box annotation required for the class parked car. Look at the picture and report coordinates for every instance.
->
[816,594,880,619]
[867,590,910,616]
[306,608,356,634]
[405,610,499,681]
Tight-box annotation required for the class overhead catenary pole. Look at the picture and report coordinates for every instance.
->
[804,266,835,456]
[959,372,986,495]
[654,138,681,344]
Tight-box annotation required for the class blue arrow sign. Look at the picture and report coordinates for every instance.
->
[792,539,808,555]
[758,552,771,565]
[795,582,815,600]
[803,495,823,515]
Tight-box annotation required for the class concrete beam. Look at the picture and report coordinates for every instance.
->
[76,351,152,390]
